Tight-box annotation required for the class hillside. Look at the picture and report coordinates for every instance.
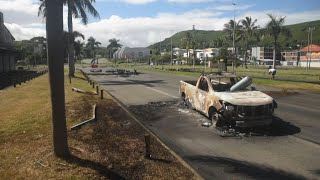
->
[149,20,320,50]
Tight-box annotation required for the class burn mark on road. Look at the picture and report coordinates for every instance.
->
[129,100,301,138]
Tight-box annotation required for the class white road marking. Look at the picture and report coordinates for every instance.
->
[290,136,320,150]
[118,77,126,81]
[117,76,179,99]
[145,86,179,99]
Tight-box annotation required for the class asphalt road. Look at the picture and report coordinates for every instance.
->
[84,67,320,180]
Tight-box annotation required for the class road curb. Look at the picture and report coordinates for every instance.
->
[102,87,204,180]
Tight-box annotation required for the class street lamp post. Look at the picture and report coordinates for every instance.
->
[171,36,173,65]
[232,2,236,72]
[309,27,315,69]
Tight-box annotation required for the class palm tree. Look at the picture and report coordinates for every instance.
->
[45,0,69,157]
[181,32,195,65]
[241,16,259,68]
[107,38,122,63]
[38,0,100,77]
[86,36,101,61]
[74,40,85,61]
[265,14,291,68]
[224,20,243,67]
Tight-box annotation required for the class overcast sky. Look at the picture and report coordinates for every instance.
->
[1,0,320,47]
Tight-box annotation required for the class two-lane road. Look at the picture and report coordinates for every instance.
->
[85,68,320,179]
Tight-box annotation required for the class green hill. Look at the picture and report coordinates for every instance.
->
[149,20,320,50]
[285,20,320,45]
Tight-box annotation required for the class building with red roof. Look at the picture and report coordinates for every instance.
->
[301,44,320,52]
[299,44,320,68]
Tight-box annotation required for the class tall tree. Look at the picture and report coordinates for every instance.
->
[107,38,122,63]
[265,14,291,68]
[45,0,69,157]
[241,16,259,68]
[86,36,101,60]
[224,20,243,68]
[74,40,85,61]
[39,0,100,76]
[181,32,195,65]
[212,37,225,48]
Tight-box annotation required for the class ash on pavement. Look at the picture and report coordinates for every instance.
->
[129,100,301,138]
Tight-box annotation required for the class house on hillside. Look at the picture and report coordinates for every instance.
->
[0,12,16,73]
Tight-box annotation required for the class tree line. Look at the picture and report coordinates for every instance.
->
[180,14,292,69]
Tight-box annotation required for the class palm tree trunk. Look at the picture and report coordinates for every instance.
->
[46,0,69,157]
[68,0,75,77]
[187,49,189,65]
[244,44,248,69]
[273,41,276,69]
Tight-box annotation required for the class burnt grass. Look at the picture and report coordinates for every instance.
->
[68,98,195,179]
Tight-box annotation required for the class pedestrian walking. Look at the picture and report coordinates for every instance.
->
[268,66,277,80]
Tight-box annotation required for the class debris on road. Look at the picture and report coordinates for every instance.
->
[70,104,97,130]
[72,87,98,95]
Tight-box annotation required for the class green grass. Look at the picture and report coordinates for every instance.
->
[0,70,100,179]
[119,64,320,92]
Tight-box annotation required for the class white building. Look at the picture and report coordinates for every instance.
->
[251,47,281,65]
[113,46,150,59]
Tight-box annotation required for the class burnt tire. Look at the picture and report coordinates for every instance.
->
[210,110,223,127]
[181,94,192,107]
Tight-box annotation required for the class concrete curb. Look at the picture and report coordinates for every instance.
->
[102,88,204,180]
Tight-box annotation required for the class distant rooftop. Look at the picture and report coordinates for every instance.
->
[301,44,320,52]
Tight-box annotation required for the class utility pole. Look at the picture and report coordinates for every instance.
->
[171,36,173,65]
[306,28,310,70]
[232,2,236,72]
[309,27,315,69]
[159,34,161,66]
[192,25,195,71]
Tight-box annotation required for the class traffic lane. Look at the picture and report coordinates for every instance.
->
[89,74,176,105]
[275,100,320,145]
[132,71,320,144]
[121,71,195,97]
[90,71,320,144]
[129,102,320,180]
[274,93,320,109]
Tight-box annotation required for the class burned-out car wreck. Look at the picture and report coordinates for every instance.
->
[180,72,277,127]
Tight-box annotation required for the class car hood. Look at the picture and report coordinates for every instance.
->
[213,91,273,106]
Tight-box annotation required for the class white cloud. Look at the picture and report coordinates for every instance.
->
[0,0,39,15]
[0,0,42,25]
[2,1,320,48]
[72,11,228,47]
[97,0,157,4]
[168,0,231,3]
[238,9,320,28]
[4,23,45,40]
[120,0,157,4]
[210,4,255,11]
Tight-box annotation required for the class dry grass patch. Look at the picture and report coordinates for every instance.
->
[0,70,196,179]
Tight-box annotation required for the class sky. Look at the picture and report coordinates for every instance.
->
[1,0,320,47]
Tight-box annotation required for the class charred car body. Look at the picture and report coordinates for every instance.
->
[179,72,277,127]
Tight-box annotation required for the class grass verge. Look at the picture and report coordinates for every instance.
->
[118,65,320,92]
[0,70,195,179]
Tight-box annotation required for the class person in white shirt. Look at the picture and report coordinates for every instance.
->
[268,66,276,80]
